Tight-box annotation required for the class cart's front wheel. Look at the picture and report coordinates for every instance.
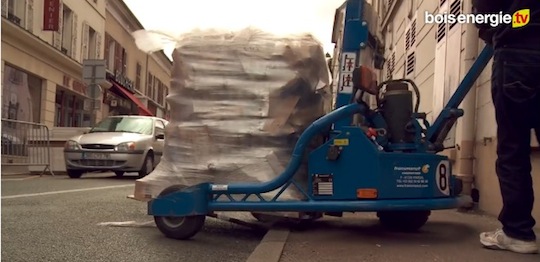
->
[377,210,430,232]
[153,185,206,240]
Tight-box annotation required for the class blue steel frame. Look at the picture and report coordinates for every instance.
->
[149,103,466,217]
[334,0,368,130]
[147,0,495,218]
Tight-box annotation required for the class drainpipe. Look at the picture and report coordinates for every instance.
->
[455,0,479,208]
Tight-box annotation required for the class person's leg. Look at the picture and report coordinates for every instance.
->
[480,47,539,254]
[534,127,540,146]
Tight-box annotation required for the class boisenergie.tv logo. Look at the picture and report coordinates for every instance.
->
[425,9,530,28]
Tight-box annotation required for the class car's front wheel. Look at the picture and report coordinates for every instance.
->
[67,170,83,179]
[138,153,154,178]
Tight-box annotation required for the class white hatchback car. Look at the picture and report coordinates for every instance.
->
[63,115,168,179]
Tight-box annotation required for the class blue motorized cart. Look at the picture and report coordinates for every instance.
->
[147,0,494,240]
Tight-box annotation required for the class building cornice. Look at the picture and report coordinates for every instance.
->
[106,0,172,70]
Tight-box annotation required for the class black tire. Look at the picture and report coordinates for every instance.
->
[114,171,125,178]
[138,153,154,178]
[154,185,206,240]
[67,170,83,179]
[377,210,431,232]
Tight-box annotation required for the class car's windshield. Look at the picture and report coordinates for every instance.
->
[89,117,153,135]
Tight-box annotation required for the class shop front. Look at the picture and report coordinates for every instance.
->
[1,64,43,123]
[54,75,93,127]
[105,72,152,117]
[103,89,134,115]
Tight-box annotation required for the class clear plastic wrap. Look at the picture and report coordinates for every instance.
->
[131,27,332,201]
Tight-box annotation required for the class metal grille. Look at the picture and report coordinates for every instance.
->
[81,144,115,150]
[1,118,53,175]
[72,159,126,167]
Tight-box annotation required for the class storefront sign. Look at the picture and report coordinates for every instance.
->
[105,90,132,109]
[113,71,135,92]
[63,75,88,95]
[43,0,60,31]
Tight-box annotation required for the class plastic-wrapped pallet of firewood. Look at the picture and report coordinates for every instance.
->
[130,28,332,211]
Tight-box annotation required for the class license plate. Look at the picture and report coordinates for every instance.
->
[83,152,110,159]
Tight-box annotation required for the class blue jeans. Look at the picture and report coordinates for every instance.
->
[491,47,540,241]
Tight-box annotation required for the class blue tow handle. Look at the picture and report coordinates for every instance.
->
[426,45,494,143]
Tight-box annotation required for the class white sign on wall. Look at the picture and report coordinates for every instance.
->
[338,52,357,94]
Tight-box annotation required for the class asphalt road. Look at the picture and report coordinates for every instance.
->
[1,173,265,262]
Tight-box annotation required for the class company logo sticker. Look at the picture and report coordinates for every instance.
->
[512,9,530,28]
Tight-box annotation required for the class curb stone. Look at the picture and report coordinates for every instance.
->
[246,228,290,262]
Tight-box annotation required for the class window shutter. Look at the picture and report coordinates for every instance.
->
[95,32,101,59]
[104,34,110,64]
[71,13,77,60]
[1,0,7,17]
[26,0,33,33]
[114,43,122,72]
[53,1,63,50]
[81,22,89,60]
[405,17,417,77]
[122,49,127,73]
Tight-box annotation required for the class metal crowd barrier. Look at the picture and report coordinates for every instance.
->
[1,118,54,176]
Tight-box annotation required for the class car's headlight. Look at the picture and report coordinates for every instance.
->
[115,142,136,151]
[65,140,81,150]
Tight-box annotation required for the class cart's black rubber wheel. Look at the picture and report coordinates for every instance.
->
[377,210,431,232]
[154,185,206,240]
[114,171,124,178]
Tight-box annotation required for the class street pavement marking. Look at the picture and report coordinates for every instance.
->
[1,184,133,200]
[97,220,156,228]
[2,176,41,181]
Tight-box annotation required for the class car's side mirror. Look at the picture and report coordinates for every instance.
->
[155,134,165,140]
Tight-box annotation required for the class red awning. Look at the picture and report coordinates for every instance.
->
[109,81,153,116]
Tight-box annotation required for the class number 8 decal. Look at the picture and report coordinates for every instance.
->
[436,160,450,196]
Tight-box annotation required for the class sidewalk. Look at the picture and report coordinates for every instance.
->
[249,210,540,262]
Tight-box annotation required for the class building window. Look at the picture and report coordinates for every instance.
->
[1,65,42,123]
[153,78,160,101]
[54,87,91,127]
[104,35,125,73]
[158,82,164,105]
[147,73,154,97]
[6,0,26,27]
[121,49,128,74]
[87,26,97,59]
[135,63,142,91]
[61,7,73,55]
[105,34,115,70]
